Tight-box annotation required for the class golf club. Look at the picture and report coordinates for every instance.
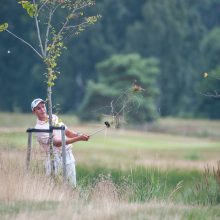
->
[90,121,110,136]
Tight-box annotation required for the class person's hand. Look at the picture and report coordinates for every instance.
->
[78,134,90,141]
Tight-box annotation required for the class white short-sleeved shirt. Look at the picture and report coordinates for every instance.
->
[35,114,75,163]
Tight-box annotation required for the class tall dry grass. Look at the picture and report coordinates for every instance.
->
[1,151,220,220]
[188,161,220,205]
[0,151,75,203]
[0,151,124,220]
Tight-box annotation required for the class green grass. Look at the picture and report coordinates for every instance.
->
[81,132,219,150]
[1,199,219,220]
[0,132,27,149]
[0,112,79,128]
[0,201,58,216]
[76,165,220,205]
[184,151,201,161]
[149,117,220,138]
[182,207,220,220]
[1,124,219,151]
[115,205,220,220]
[0,112,36,128]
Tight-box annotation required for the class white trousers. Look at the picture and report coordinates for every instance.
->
[44,149,76,187]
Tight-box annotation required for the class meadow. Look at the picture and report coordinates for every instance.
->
[0,112,220,219]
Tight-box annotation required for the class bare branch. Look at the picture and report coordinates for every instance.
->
[6,29,43,58]
[57,1,94,36]
[33,0,45,56]
[57,17,69,37]
[45,1,96,56]
[73,2,93,12]
[63,21,94,41]
[37,0,50,13]
[199,91,220,98]
[64,21,89,30]
[64,18,89,29]
[44,10,53,57]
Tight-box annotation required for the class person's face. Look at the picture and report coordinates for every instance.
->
[33,102,47,120]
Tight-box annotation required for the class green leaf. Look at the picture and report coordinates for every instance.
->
[18,1,37,17]
[0,23,8,32]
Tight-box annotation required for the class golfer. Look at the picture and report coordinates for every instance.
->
[31,98,90,187]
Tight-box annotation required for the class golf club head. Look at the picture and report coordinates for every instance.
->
[104,121,110,128]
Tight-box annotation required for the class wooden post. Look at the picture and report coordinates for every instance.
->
[61,126,67,183]
[26,131,32,171]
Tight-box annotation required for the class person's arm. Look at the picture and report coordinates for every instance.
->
[53,132,90,147]
[65,128,79,138]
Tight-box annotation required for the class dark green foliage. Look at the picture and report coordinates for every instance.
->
[1,0,220,118]
[125,0,206,116]
[201,27,220,69]
[78,54,160,123]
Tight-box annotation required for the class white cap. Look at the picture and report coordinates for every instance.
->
[31,98,45,111]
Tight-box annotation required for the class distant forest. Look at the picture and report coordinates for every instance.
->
[0,0,220,119]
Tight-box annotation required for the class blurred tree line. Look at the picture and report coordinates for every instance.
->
[0,0,220,120]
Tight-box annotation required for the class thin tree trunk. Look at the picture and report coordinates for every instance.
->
[47,84,55,177]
